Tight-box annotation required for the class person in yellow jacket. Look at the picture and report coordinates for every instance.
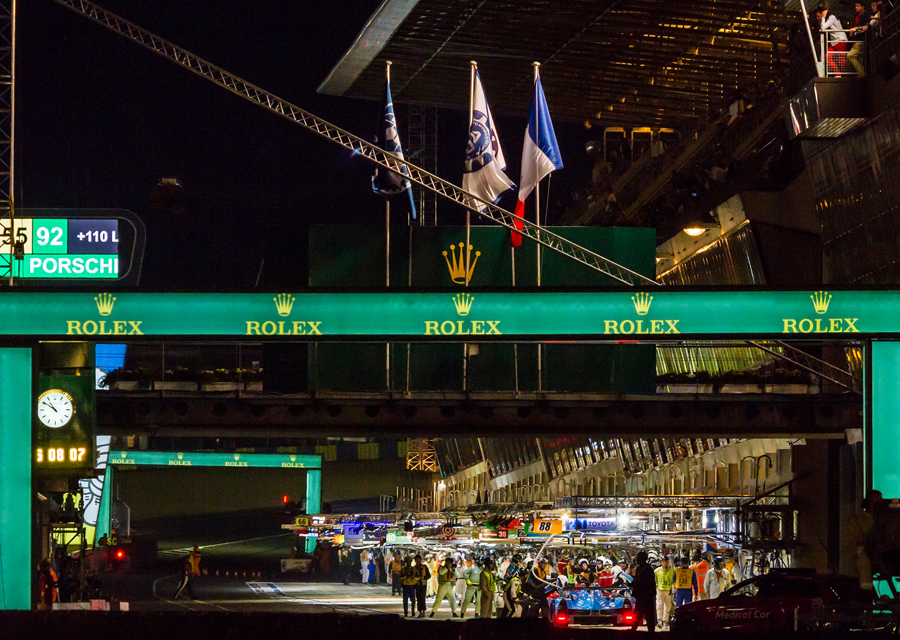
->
[430,556,460,617]
[533,558,550,581]
[654,556,675,629]
[479,558,497,619]
[389,552,404,596]
[400,557,420,617]
[414,554,431,617]
[188,546,202,576]
[673,557,696,607]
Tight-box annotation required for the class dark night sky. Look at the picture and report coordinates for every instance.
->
[18,1,593,290]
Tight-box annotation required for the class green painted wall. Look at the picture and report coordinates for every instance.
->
[0,349,32,610]
[871,342,900,497]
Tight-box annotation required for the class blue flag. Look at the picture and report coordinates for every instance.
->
[372,79,417,219]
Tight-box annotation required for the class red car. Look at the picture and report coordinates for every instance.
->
[669,569,883,634]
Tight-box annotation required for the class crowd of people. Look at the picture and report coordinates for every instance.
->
[36,546,109,609]
[816,0,894,77]
[310,541,749,624]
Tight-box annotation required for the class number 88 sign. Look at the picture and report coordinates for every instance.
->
[532,519,562,535]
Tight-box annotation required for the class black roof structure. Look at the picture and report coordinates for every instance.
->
[319,0,796,127]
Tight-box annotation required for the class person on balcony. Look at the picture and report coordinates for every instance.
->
[848,2,872,76]
[816,2,849,77]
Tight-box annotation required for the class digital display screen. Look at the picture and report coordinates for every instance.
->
[0,218,119,279]
[36,444,90,465]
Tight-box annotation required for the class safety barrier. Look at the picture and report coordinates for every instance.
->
[820,30,868,78]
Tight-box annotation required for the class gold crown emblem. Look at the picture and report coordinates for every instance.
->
[811,291,832,314]
[120,451,127,458]
[95,293,116,316]
[290,455,296,462]
[177,452,184,460]
[443,243,480,285]
[274,293,295,317]
[453,293,474,316]
[234,453,240,461]
[632,292,653,316]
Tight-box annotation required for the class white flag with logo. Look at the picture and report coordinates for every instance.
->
[462,71,515,211]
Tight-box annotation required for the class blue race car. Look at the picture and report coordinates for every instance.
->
[548,584,636,627]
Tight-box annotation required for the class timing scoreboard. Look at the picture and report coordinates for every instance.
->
[0,217,119,279]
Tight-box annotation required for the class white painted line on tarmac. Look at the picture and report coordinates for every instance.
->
[152,573,231,612]
[160,532,292,556]
[246,581,284,596]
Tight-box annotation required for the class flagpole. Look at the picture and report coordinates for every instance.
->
[407,223,412,393]
[385,61,392,391]
[464,60,476,392]
[466,60,476,288]
[512,242,519,394]
[533,61,542,393]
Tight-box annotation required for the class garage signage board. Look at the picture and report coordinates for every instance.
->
[105,450,320,469]
[0,289,896,338]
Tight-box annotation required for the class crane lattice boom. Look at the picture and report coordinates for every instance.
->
[52,0,659,287]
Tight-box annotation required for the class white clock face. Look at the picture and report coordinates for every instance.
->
[37,390,75,429]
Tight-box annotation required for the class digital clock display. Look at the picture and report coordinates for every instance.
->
[35,445,88,465]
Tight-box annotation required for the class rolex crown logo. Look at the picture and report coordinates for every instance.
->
[234,453,240,461]
[631,292,653,316]
[274,293,295,317]
[120,451,127,458]
[177,452,184,460]
[95,293,116,316]
[443,243,481,285]
[811,291,832,314]
[453,293,474,317]
[290,455,296,462]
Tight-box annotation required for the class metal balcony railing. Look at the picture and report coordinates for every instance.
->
[819,30,868,78]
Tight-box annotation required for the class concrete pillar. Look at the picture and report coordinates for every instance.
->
[792,440,842,573]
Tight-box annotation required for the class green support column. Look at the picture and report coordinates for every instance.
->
[0,349,33,610]
[306,469,321,515]
[96,465,113,543]
[870,342,900,497]
[305,469,322,553]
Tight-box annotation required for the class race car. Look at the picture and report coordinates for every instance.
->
[669,569,889,634]
[548,584,636,627]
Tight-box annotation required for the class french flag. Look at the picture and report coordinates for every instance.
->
[513,76,563,247]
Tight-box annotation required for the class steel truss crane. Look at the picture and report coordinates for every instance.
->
[0,0,14,285]
[52,0,657,288]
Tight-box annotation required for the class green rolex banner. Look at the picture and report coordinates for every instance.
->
[308,225,656,393]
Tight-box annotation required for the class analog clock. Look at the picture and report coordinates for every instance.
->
[36,389,75,429]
